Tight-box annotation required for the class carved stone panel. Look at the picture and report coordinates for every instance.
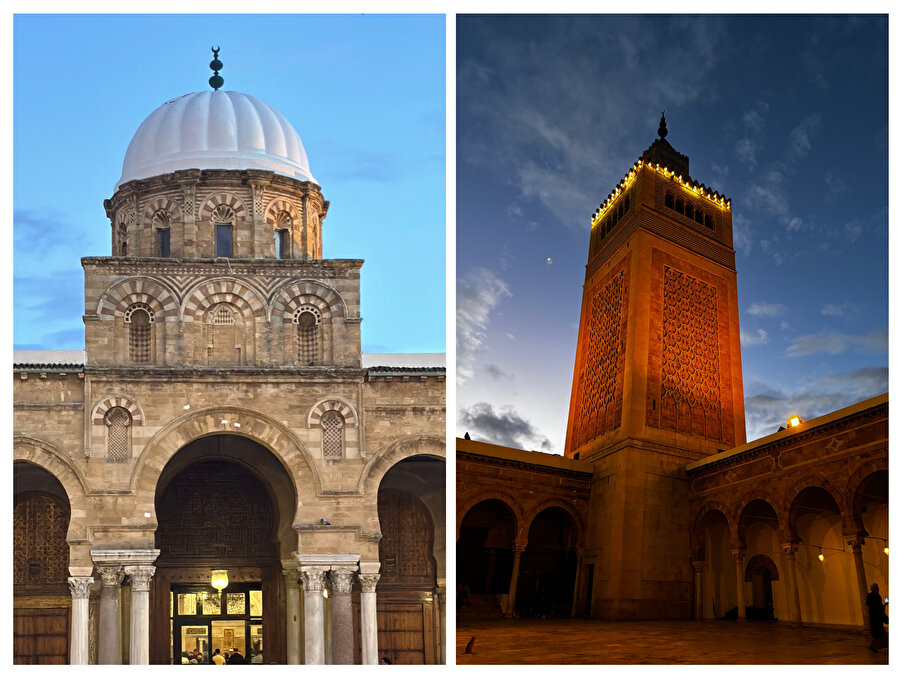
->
[14,494,70,591]
[377,489,435,589]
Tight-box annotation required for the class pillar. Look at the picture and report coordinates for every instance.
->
[731,549,746,621]
[435,583,446,664]
[330,566,357,664]
[358,570,380,665]
[97,566,124,664]
[782,543,802,625]
[68,576,94,665]
[691,560,704,620]
[300,565,328,665]
[123,565,155,665]
[282,567,302,664]
[849,538,870,630]
[505,545,525,617]
[570,550,583,617]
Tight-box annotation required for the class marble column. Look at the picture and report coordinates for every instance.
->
[330,566,357,664]
[782,543,802,625]
[68,576,94,665]
[691,560,704,620]
[849,539,870,630]
[124,565,155,665]
[300,566,328,665]
[97,566,124,664]
[282,568,302,665]
[505,545,525,617]
[731,550,746,621]
[358,572,381,665]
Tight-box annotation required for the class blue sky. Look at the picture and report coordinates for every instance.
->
[457,15,889,449]
[13,14,445,354]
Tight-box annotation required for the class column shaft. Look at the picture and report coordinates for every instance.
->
[283,571,302,665]
[97,567,123,664]
[300,566,328,665]
[850,541,870,630]
[359,573,380,665]
[783,544,803,625]
[68,577,94,665]
[330,567,357,665]
[123,565,155,665]
[691,562,704,620]
[505,547,524,617]
[732,550,746,621]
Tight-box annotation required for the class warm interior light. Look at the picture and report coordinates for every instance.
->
[885,547,889,555]
[818,550,825,562]
[210,569,229,592]
[788,415,801,428]
[322,589,329,599]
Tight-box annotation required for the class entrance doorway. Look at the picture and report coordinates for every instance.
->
[170,583,263,663]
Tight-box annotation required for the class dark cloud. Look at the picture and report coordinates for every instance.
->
[457,268,511,382]
[744,366,887,440]
[458,401,553,453]
[483,363,513,381]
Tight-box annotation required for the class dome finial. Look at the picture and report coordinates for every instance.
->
[209,46,224,91]
[658,111,668,139]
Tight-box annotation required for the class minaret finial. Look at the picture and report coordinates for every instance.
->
[658,111,668,139]
[209,46,224,91]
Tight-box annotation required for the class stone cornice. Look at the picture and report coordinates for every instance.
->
[81,256,363,276]
[456,451,593,481]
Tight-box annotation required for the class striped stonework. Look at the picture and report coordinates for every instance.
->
[181,277,266,322]
[308,398,359,461]
[91,395,144,427]
[271,280,346,321]
[142,197,182,228]
[265,198,301,230]
[96,277,179,321]
[200,193,246,222]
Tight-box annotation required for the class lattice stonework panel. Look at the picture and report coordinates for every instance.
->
[572,268,628,447]
[320,410,344,459]
[14,495,69,587]
[106,406,132,462]
[659,266,722,440]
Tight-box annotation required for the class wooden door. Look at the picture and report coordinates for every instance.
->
[14,608,69,664]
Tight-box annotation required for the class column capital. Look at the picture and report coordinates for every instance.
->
[97,566,125,587]
[781,543,798,558]
[299,565,329,592]
[513,544,527,554]
[330,566,357,594]
[282,567,302,585]
[358,573,380,593]
[690,560,705,572]
[123,565,156,592]
[847,537,866,551]
[730,549,745,563]
[68,576,95,600]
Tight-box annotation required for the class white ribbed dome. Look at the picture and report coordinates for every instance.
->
[116,91,316,189]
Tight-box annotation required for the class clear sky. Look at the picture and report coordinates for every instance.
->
[13,14,446,354]
[457,15,888,450]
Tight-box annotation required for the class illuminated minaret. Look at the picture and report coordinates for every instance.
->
[564,114,745,619]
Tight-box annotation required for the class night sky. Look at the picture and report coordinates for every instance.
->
[457,15,888,450]
[13,14,446,355]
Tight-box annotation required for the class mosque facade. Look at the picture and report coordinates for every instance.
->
[14,60,446,665]
[456,118,887,633]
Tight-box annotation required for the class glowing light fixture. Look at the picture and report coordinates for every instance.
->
[234,422,241,429]
[884,546,889,555]
[788,415,802,428]
[210,569,229,592]
[818,549,825,562]
[322,589,329,599]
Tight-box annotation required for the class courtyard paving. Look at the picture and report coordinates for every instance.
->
[456,617,888,665]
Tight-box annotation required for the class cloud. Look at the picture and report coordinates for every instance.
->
[744,367,887,440]
[740,328,768,346]
[458,401,553,452]
[731,213,752,256]
[735,138,758,170]
[788,113,822,160]
[747,302,786,318]
[785,330,887,357]
[484,363,513,381]
[456,267,511,382]
[821,303,852,318]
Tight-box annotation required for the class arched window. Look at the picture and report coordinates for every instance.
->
[294,306,322,365]
[105,406,132,462]
[125,303,154,364]
[153,210,171,257]
[207,304,240,365]
[212,205,235,258]
[118,220,128,257]
[275,211,292,259]
[665,192,674,209]
[320,410,345,460]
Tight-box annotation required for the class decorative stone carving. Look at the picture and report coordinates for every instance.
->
[68,576,95,599]
[330,567,356,594]
[299,566,329,592]
[97,566,124,587]
[358,573,380,593]
[124,565,155,592]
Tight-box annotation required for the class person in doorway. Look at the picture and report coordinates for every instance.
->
[228,648,245,664]
[212,648,226,665]
[866,582,888,652]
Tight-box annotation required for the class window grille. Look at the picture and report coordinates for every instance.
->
[105,406,132,462]
[294,307,321,365]
[211,305,235,326]
[321,410,345,459]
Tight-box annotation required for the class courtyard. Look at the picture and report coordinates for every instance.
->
[456,617,888,665]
